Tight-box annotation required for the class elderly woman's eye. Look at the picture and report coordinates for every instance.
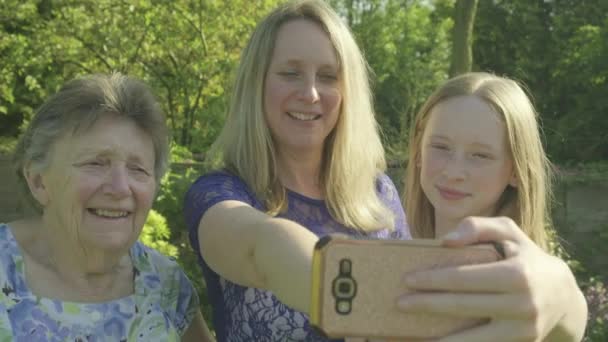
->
[130,165,150,175]
[86,160,104,166]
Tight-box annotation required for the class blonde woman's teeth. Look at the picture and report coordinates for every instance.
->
[288,112,320,121]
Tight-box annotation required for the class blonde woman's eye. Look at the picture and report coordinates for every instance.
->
[319,73,337,81]
[472,152,491,159]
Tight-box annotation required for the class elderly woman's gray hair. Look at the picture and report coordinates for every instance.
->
[13,72,169,213]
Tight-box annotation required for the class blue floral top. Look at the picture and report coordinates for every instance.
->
[0,223,199,342]
[184,171,411,342]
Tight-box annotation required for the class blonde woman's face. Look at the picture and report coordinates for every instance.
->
[419,95,516,231]
[36,114,156,253]
[263,19,342,155]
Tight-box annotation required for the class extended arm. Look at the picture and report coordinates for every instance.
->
[198,200,319,313]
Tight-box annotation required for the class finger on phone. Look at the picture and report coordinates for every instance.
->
[402,259,523,293]
[441,216,530,251]
[396,292,531,319]
[436,319,533,342]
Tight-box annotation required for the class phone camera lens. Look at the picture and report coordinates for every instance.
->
[336,300,351,314]
[338,280,351,294]
[334,277,355,299]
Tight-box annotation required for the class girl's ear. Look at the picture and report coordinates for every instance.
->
[23,165,50,207]
[509,172,518,188]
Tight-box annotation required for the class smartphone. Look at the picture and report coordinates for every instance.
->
[310,235,504,340]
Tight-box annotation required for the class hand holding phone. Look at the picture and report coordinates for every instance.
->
[310,235,503,339]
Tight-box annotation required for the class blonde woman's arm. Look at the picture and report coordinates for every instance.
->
[198,200,319,314]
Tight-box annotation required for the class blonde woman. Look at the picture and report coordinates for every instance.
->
[184,0,409,341]
[400,72,587,341]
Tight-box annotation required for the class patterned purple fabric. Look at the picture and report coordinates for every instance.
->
[185,171,410,341]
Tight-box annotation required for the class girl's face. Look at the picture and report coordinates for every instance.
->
[263,19,342,156]
[419,95,517,233]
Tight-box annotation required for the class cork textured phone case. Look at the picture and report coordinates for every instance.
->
[310,236,502,339]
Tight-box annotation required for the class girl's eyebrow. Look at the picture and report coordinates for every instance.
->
[429,134,450,141]
[429,135,499,151]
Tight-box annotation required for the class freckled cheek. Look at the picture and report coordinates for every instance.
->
[421,151,446,178]
[474,168,504,191]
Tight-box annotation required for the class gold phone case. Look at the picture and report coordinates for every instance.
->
[310,235,503,339]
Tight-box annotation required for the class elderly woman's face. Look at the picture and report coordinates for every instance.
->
[34,114,156,252]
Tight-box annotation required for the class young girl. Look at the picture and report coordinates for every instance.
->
[400,72,587,340]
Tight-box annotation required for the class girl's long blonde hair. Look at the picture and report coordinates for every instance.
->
[209,0,394,232]
[405,72,552,249]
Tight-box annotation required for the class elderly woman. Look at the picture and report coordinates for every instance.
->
[1,73,214,341]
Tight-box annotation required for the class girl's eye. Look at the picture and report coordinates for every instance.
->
[430,143,449,151]
[279,71,299,78]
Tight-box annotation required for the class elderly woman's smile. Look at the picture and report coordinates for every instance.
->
[88,209,130,218]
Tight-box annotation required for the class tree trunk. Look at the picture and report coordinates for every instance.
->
[449,0,479,77]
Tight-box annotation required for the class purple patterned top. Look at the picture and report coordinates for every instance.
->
[184,171,410,342]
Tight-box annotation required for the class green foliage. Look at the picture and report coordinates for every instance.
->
[155,166,205,242]
[153,151,213,326]
[0,137,17,155]
[474,0,608,163]
[329,0,453,159]
[140,209,178,258]
[583,277,608,341]
[3,0,606,164]
[558,161,608,185]
[1,0,282,154]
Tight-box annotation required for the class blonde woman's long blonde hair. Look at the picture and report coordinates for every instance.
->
[405,72,552,249]
[209,0,393,232]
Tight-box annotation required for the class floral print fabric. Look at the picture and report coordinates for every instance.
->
[0,223,198,342]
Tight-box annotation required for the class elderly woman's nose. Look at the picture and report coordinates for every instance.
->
[104,165,131,196]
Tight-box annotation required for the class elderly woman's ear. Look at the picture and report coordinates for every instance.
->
[23,165,50,207]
